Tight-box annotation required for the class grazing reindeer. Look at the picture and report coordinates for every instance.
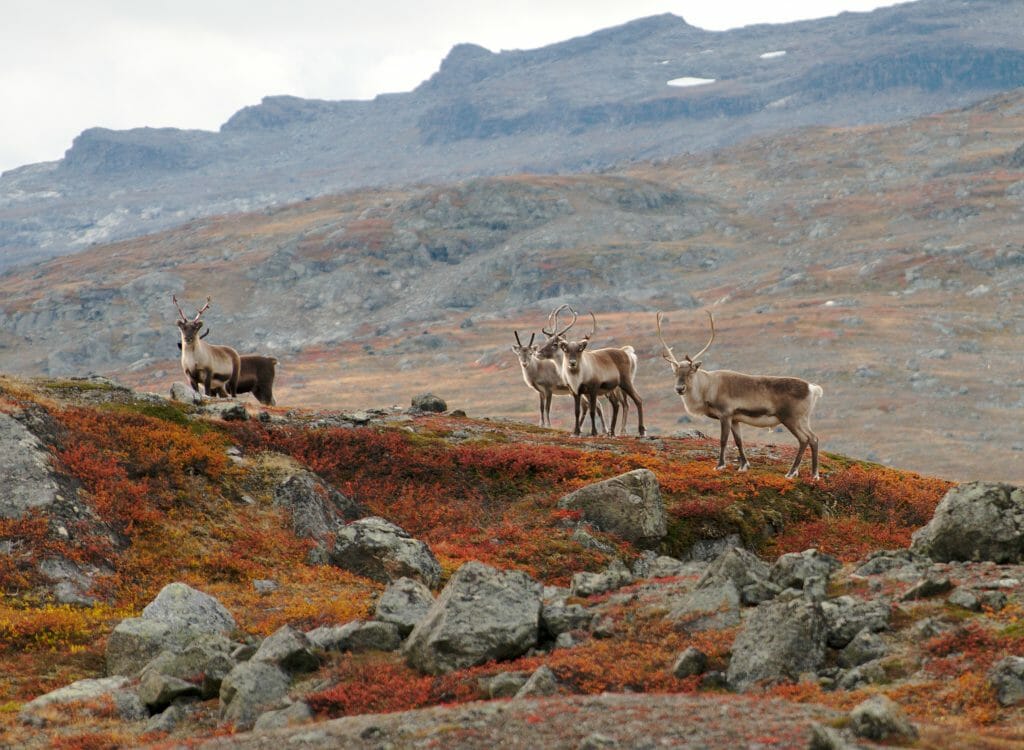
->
[656,311,823,479]
[512,330,627,434]
[547,309,645,438]
[210,355,279,406]
[173,295,241,398]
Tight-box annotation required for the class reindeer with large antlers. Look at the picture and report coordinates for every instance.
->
[657,311,823,479]
[512,328,628,433]
[545,307,645,438]
[173,295,241,398]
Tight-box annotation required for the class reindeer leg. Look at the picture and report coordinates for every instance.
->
[620,382,645,438]
[544,391,553,428]
[716,416,732,471]
[537,392,546,427]
[781,419,811,479]
[731,423,750,471]
[587,384,600,437]
[607,394,620,437]
[572,392,583,437]
[619,392,629,435]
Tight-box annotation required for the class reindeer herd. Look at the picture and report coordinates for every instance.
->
[171,296,822,480]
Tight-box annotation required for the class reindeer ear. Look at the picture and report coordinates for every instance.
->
[693,360,702,370]
[579,340,588,350]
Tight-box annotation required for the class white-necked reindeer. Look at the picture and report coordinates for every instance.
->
[656,311,823,479]
[512,329,628,434]
[546,308,645,438]
[173,295,241,398]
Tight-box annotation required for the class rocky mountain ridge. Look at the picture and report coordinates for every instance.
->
[3,0,1024,266]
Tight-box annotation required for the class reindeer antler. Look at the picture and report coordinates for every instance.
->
[542,304,577,339]
[690,311,716,362]
[656,311,679,365]
[172,294,188,322]
[583,311,597,342]
[191,296,212,322]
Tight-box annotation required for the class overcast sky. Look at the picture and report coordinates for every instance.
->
[1,1,913,175]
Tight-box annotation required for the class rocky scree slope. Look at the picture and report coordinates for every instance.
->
[0,376,1022,748]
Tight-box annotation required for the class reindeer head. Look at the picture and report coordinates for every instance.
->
[657,311,714,396]
[539,304,578,361]
[557,311,597,375]
[174,295,212,345]
[511,330,537,367]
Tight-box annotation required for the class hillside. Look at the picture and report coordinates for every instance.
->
[3,0,1024,264]
[1,377,1022,749]
[3,90,1024,482]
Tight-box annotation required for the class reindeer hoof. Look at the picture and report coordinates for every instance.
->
[738,464,749,473]
[785,470,797,479]
[715,464,726,472]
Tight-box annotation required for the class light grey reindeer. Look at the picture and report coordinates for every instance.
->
[173,295,241,398]
[656,310,823,479]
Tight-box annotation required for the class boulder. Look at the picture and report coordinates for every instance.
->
[137,670,202,711]
[631,552,692,579]
[557,469,667,549]
[768,548,841,591]
[666,580,742,632]
[821,596,891,649]
[306,620,402,653]
[411,393,447,412]
[219,661,291,731]
[273,471,366,553]
[253,700,314,731]
[570,559,634,597]
[697,546,776,605]
[540,600,593,638]
[900,574,953,601]
[837,629,888,669]
[141,582,237,634]
[18,677,146,728]
[139,634,235,700]
[726,593,828,691]
[329,516,441,587]
[989,655,1024,707]
[947,586,1008,613]
[910,481,1024,563]
[169,381,203,405]
[670,647,709,679]
[374,576,435,635]
[514,665,560,698]
[252,625,320,675]
[483,671,529,699]
[404,561,542,675]
[848,695,918,743]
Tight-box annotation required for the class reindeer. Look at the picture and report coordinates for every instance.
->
[512,330,627,434]
[546,308,645,438]
[173,295,241,398]
[656,311,823,479]
[178,327,279,406]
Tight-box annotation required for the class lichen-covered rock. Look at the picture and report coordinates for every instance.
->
[329,516,441,587]
[570,558,634,597]
[670,647,708,679]
[837,629,887,669]
[374,576,435,635]
[989,655,1024,707]
[404,561,542,675]
[0,412,61,519]
[910,481,1024,563]
[848,695,918,742]
[169,381,203,404]
[726,593,828,691]
[411,393,447,412]
[514,665,560,698]
[106,618,195,677]
[141,582,237,634]
[306,620,402,653]
[821,596,891,649]
[219,661,291,730]
[18,677,146,728]
[273,470,366,553]
[252,625,320,675]
[769,548,841,591]
[666,581,742,632]
[697,546,776,605]
[557,469,666,549]
[253,701,314,731]
[137,670,202,711]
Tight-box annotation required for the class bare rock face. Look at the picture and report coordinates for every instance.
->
[329,516,441,587]
[910,481,1024,563]
[0,412,61,519]
[557,469,667,549]
[404,561,542,675]
[726,593,829,691]
[272,470,367,558]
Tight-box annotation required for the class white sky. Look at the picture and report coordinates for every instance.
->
[1,1,913,175]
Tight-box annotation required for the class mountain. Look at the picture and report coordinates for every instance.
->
[3,0,1024,267]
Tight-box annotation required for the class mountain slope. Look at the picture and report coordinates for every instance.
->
[3,0,1024,265]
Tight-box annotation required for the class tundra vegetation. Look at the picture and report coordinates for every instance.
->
[2,376,1022,748]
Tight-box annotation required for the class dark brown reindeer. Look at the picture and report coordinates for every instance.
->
[657,311,823,479]
[173,295,240,398]
[545,307,645,438]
